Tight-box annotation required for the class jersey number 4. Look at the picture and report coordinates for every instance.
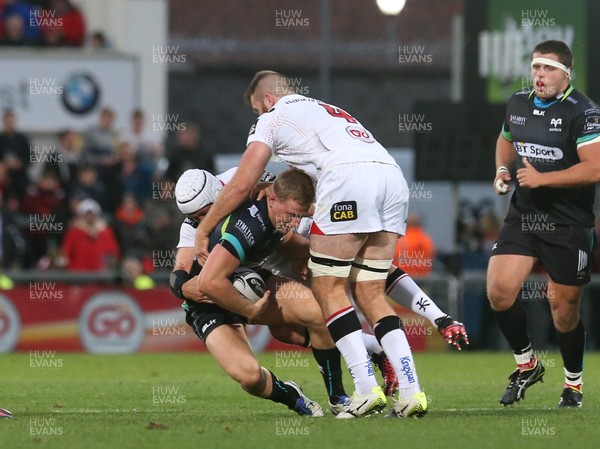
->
[319,103,357,123]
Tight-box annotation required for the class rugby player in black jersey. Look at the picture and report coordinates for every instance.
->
[171,168,327,416]
[489,40,600,408]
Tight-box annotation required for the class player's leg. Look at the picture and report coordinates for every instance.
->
[259,275,349,412]
[350,230,427,418]
[184,303,323,416]
[309,231,386,417]
[547,281,585,407]
[204,324,323,416]
[487,253,544,405]
[386,266,469,349]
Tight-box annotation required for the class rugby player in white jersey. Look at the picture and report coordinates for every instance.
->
[195,71,430,418]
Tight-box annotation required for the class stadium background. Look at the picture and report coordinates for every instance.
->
[1,0,600,357]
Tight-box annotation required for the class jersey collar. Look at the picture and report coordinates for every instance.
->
[529,85,574,108]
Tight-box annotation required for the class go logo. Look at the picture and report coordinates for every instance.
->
[79,293,144,354]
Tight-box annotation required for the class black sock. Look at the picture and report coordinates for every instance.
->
[374,315,402,343]
[326,307,362,342]
[557,320,585,373]
[266,370,297,409]
[312,347,346,402]
[493,300,531,352]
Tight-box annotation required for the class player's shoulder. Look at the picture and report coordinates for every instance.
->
[566,88,600,114]
[183,217,198,229]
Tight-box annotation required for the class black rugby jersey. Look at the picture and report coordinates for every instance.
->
[208,198,283,267]
[501,86,600,227]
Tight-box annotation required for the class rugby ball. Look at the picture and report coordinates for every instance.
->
[231,267,266,303]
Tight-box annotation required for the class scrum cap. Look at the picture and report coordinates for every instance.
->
[175,169,223,214]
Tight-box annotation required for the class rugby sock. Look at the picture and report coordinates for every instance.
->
[266,370,297,409]
[386,267,445,325]
[311,347,346,402]
[326,306,377,395]
[374,315,421,400]
[493,301,535,369]
[362,332,383,356]
[564,369,583,392]
[557,320,585,391]
[513,344,537,371]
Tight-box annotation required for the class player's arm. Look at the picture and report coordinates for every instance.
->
[494,127,516,195]
[279,231,310,258]
[196,244,269,320]
[169,247,209,302]
[517,140,600,188]
[195,142,272,263]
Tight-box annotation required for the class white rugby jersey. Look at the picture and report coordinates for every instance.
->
[247,94,397,182]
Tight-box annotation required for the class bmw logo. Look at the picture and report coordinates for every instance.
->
[61,73,101,115]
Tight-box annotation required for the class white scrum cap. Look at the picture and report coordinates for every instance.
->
[175,169,223,214]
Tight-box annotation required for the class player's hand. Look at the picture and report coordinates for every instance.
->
[292,258,311,281]
[194,231,210,267]
[494,168,512,195]
[437,319,469,351]
[245,290,271,322]
[516,157,543,189]
[250,182,273,201]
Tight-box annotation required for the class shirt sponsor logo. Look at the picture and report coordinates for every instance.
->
[330,201,357,222]
[584,116,600,132]
[345,125,375,143]
[509,115,527,125]
[533,109,545,116]
[514,142,563,160]
[235,219,255,245]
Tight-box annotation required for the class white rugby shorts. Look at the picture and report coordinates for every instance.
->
[311,162,408,236]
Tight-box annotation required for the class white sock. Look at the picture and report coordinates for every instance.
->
[514,344,536,369]
[362,332,383,356]
[335,330,378,395]
[379,329,421,400]
[564,368,583,390]
[386,271,446,325]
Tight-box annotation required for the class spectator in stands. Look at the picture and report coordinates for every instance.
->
[103,141,154,212]
[88,30,108,48]
[1,13,34,45]
[60,198,120,271]
[21,168,66,268]
[68,164,107,212]
[41,0,85,47]
[121,108,164,173]
[0,190,25,269]
[120,256,155,290]
[82,106,119,168]
[393,213,435,278]
[113,192,148,259]
[1,0,42,45]
[164,122,214,183]
[0,109,31,200]
[43,129,82,192]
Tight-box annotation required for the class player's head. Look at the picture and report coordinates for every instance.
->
[530,40,572,99]
[175,169,223,221]
[267,168,315,233]
[245,70,296,115]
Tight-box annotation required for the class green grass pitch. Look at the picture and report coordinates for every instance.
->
[1,351,598,449]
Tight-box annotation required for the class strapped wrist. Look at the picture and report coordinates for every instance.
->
[496,166,509,175]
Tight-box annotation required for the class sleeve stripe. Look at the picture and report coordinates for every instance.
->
[221,233,246,262]
[501,124,512,142]
[577,133,600,149]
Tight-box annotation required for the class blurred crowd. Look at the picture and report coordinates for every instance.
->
[0,0,107,48]
[0,108,215,275]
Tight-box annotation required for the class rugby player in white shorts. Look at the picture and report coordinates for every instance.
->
[195,71,434,418]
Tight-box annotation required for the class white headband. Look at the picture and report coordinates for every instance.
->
[531,57,571,78]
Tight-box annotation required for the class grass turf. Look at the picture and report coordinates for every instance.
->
[1,351,598,449]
